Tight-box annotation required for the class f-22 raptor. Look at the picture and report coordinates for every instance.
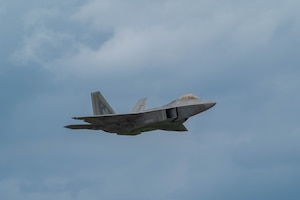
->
[65,91,216,135]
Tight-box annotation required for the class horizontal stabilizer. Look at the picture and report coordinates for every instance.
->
[65,124,97,130]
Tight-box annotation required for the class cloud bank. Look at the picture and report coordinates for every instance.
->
[1,0,300,200]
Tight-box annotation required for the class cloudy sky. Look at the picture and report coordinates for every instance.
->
[1,0,300,199]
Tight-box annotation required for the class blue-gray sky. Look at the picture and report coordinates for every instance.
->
[1,0,300,199]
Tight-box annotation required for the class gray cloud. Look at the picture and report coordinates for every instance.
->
[1,0,300,200]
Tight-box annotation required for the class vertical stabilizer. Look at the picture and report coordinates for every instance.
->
[91,91,115,115]
[131,98,147,113]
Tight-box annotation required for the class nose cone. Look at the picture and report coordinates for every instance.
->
[205,102,216,109]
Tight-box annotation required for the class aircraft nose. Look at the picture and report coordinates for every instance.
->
[205,102,216,109]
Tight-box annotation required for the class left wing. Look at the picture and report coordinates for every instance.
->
[65,113,143,132]
[72,113,142,125]
[66,109,169,133]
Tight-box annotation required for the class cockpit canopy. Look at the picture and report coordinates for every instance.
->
[178,94,199,100]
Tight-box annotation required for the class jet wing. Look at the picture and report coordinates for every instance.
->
[67,109,170,134]
[73,113,142,125]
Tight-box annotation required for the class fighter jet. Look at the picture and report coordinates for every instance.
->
[65,91,216,135]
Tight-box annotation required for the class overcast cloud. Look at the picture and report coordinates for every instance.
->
[1,0,300,199]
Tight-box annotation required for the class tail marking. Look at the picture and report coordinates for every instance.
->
[91,91,115,115]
